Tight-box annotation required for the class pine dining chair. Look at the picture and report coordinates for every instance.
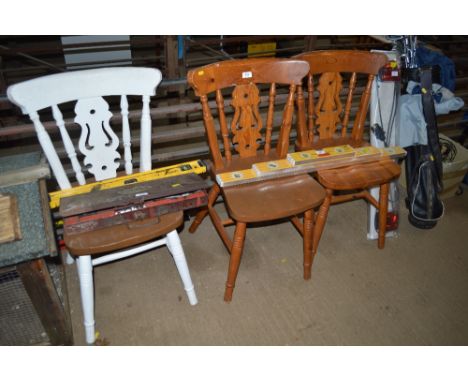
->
[7,67,198,344]
[293,50,401,267]
[187,58,325,301]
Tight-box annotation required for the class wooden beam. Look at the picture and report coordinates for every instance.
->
[164,36,179,92]
[17,258,73,345]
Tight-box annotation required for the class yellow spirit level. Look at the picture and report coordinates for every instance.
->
[49,160,206,209]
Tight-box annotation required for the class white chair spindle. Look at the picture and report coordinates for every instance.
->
[120,95,133,175]
[29,111,71,190]
[52,105,86,185]
[139,95,152,172]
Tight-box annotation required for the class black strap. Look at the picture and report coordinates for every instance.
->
[419,67,443,188]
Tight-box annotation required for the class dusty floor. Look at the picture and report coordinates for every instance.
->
[66,185,468,345]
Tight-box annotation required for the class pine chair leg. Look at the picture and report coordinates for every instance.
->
[378,183,389,249]
[76,255,95,345]
[303,209,314,280]
[224,222,247,302]
[189,184,220,233]
[312,189,332,258]
[189,209,209,234]
[166,230,198,305]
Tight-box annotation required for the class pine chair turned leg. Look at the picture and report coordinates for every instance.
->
[224,222,247,302]
[189,208,209,234]
[378,183,390,249]
[303,209,314,280]
[189,184,220,233]
[76,255,95,345]
[166,230,198,305]
[311,189,333,259]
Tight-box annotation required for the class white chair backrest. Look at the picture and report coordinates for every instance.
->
[7,67,162,190]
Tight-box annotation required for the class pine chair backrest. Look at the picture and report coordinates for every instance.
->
[187,58,310,170]
[293,50,388,149]
[7,67,162,190]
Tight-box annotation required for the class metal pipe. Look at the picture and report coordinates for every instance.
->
[185,37,234,60]
[160,78,187,87]
[0,44,65,72]
[185,46,307,66]
[0,54,166,74]
[0,37,165,56]
[185,35,303,46]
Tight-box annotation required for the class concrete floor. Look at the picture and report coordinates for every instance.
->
[66,185,468,345]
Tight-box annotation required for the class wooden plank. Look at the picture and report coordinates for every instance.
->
[16,258,73,345]
[0,163,50,188]
[164,36,179,92]
[0,55,11,111]
[0,194,22,244]
[39,179,57,257]
[217,146,406,187]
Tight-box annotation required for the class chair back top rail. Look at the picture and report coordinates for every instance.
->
[7,67,162,190]
[7,67,162,114]
[293,50,388,75]
[188,58,309,95]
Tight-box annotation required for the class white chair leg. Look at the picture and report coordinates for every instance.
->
[76,255,95,344]
[65,250,75,265]
[166,230,198,305]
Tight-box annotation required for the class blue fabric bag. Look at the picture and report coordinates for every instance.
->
[416,45,456,91]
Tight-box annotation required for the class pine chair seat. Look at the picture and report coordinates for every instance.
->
[65,211,184,256]
[224,174,324,223]
[317,159,401,191]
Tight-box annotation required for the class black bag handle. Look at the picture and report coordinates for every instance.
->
[420,67,444,188]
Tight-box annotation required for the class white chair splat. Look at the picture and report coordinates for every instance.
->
[75,97,121,181]
[7,67,198,345]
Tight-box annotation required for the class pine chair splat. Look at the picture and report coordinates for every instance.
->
[230,83,263,157]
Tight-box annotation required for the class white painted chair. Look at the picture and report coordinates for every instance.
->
[7,67,198,344]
